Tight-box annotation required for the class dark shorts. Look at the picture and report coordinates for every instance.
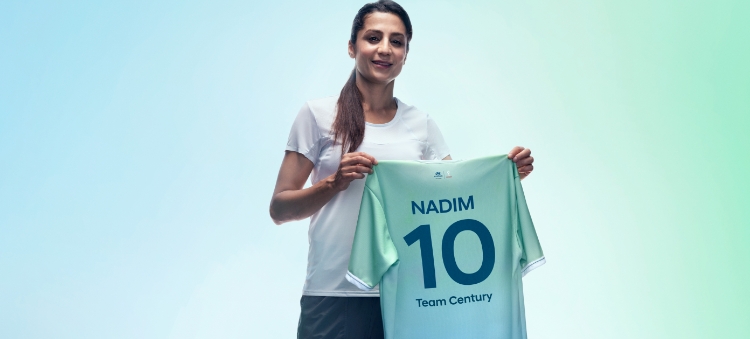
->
[297,296,384,339]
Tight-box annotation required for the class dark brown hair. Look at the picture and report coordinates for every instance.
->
[332,0,413,153]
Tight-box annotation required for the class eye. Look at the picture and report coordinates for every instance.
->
[368,36,379,42]
[391,40,402,46]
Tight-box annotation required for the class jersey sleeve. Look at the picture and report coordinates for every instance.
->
[347,184,399,291]
[285,102,324,164]
[513,169,546,277]
[425,115,451,160]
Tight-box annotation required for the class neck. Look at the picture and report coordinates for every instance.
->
[355,72,397,123]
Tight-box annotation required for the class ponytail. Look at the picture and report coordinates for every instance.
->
[332,69,365,154]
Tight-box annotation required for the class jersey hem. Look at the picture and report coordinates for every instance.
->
[522,256,546,277]
[346,271,376,291]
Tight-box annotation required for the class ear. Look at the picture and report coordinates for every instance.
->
[348,40,355,59]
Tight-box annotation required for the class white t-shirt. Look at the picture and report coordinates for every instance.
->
[286,96,451,297]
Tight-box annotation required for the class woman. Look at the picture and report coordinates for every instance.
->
[270,1,534,338]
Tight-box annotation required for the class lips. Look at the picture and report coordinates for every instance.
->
[372,60,392,68]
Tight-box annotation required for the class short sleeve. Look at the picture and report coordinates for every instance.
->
[425,116,451,160]
[285,102,324,164]
[347,183,399,290]
[513,170,545,277]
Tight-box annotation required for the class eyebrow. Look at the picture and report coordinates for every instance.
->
[363,29,405,37]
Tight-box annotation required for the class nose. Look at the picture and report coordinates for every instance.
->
[377,39,391,56]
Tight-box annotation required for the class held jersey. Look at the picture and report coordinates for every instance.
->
[346,155,545,339]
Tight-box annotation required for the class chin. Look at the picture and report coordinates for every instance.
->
[361,72,393,84]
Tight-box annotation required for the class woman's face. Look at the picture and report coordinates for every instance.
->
[349,12,408,85]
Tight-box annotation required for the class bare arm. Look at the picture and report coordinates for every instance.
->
[269,151,377,225]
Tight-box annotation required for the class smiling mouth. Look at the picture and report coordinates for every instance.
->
[372,60,392,67]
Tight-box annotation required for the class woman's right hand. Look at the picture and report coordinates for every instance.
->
[328,152,378,191]
[270,151,378,225]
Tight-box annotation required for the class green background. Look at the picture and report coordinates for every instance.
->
[1,0,748,337]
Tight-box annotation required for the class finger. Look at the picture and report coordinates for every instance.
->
[341,155,374,168]
[514,156,534,167]
[517,164,534,174]
[348,152,378,165]
[513,148,531,162]
[340,165,374,174]
[343,172,366,180]
[340,165,371,174]
[507,146,524,159]
[344,153,375,165]
[356,164,374,174]
[337,171,366,181]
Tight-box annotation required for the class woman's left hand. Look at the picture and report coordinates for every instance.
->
[508,146,534,180]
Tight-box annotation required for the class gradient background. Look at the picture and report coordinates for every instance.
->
[1,0,748,338]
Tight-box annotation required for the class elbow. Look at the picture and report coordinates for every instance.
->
[269,198,295,225]
[269,204,285,226]
[270,206,305,226]
[270,191,312,225]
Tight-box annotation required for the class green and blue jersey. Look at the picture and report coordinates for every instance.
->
[347,155,545,339]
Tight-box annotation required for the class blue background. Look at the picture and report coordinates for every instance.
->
[2,0,748,338]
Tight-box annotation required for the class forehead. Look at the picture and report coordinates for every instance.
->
[361,12,406,35]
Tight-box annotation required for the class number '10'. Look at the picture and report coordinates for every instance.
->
[403,219,495,289]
